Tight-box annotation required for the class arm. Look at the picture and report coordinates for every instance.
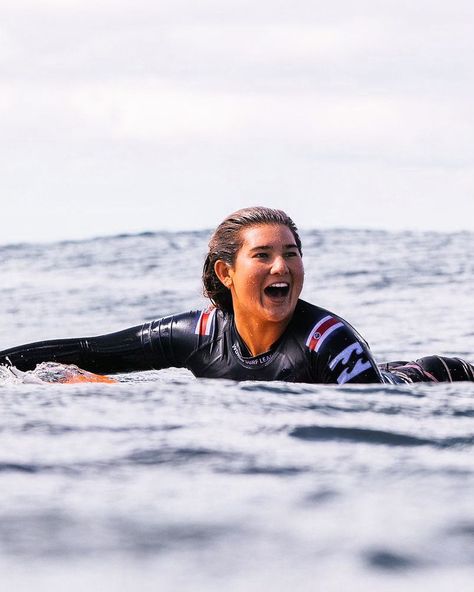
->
[0,325,155,374]
[309,316,383,384]
[0,310,204,375]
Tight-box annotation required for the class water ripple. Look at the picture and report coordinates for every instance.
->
[289,425,474,448]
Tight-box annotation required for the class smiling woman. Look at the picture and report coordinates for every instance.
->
[206,211,304,356]
[0,207,473,385]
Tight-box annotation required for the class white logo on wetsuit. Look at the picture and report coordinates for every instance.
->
[329,342,373,384]
[232,343,274,367]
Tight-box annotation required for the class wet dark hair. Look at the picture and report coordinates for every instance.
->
[202,206,302,312]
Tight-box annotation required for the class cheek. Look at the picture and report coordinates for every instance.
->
[294,264,304,288]
[245,276,260,294]
[292,259,304,274]
[233,268,259,293]
[242,275,263,302]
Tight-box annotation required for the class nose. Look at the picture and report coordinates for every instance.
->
[270,255,288,275]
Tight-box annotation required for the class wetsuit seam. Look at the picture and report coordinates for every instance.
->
[453,357,474,381]
[436,355,453,382]
[140,322,160,370]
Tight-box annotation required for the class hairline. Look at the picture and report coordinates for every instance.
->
[231,222,302,259]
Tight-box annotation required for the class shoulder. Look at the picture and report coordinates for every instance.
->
[291,300,381,384]
[143,307,228,366]
[149,306,228,343]
[291,299,366,350]
[290,299,374,366]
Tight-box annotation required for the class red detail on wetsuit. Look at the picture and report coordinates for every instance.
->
[195,309,216,336]
[307,316,342,352]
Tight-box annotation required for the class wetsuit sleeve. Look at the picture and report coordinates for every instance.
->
[0,311,201,375]
[0,326,150,373]
[308,317,383,384]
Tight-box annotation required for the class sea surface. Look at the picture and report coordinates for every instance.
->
[1,228,474,591]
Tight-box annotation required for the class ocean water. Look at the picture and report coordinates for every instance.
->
[0,229,473,591]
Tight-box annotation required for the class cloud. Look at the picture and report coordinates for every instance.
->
[2,77,468,169]
[1,0,473,244]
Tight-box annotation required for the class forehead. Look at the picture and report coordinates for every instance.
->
[239,224,296,248]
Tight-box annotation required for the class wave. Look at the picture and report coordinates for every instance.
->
[289,424,474,448]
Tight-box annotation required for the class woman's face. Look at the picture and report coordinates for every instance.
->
[223,224,304,326]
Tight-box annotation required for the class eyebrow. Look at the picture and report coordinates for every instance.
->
[249,243,299,252]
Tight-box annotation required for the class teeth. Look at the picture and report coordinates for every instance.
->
[269,282,289,288]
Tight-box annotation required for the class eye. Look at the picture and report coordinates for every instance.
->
[284,251,299,258]
[253,252,269,259]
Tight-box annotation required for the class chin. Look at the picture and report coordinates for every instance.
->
[263,305,295,324]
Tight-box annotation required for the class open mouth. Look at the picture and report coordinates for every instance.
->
[264,282,290,299]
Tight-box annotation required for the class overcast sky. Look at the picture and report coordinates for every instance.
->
[1,0,473,244]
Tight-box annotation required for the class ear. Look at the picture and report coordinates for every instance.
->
[214,260,233,288]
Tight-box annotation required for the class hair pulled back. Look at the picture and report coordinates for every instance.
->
[202,206,302,313]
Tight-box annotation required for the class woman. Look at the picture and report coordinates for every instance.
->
[1,207,473,384]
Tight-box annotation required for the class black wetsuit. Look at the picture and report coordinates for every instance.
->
[0,300,473,385]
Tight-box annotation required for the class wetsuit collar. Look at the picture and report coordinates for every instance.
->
[230,320,282,369]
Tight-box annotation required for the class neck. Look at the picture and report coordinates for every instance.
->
[233,313,289,357]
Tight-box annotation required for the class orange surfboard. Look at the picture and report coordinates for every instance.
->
[31,362,118,384]
[58,370,117,384]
